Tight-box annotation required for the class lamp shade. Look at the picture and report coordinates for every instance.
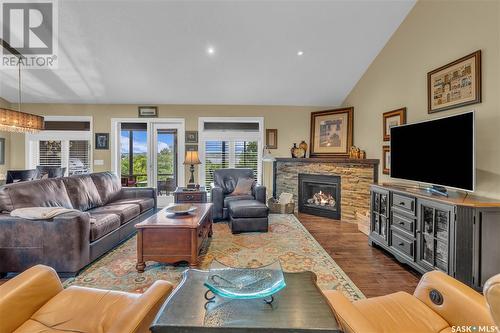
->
[184,150,201,165]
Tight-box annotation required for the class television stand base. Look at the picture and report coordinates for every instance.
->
[426,185,448,197]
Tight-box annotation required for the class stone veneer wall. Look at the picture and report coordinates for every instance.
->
[274,161,376,222]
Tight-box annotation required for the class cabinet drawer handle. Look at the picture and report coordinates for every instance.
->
[399,221,405,225]
[399,201,405,206]
[186,195,193,200]
[398,242,405,246]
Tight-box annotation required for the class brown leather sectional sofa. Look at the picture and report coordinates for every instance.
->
[0,172,156,276]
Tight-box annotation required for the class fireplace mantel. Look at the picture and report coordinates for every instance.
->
[273,158,379,222]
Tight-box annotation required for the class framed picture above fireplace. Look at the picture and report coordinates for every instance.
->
[310,107,353,158]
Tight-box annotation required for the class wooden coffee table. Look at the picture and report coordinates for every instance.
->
[135,203,213,272]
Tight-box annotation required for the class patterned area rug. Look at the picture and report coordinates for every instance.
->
[65,214,364,301]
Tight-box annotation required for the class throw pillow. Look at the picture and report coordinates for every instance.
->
[230,177,255,196]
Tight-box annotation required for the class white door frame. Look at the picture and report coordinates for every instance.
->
[110,118,185,188]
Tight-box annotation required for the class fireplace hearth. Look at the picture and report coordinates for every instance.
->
[298,173,341,219]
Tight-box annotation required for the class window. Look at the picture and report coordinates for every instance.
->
[120,123,148,187]
[199,117,263,191]
[26,117,92,175]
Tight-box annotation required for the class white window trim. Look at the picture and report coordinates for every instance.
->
[110,117,186,187]
[25,116,93,172]
[198,117,264,186]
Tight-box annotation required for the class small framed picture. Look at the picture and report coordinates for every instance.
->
[138,106,158,117]
[185,131,198,144]
[266,129,278,149]
[382,146,391,175]
[95,133,109,150]
[186,145,198,152]
[383,107,406,141]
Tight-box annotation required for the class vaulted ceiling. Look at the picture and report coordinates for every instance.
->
[0,0,415,106]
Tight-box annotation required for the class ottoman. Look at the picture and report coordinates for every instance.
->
[227,200,269,234]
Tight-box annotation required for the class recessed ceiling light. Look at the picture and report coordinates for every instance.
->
[297,50,304,56]
[207,46,216,55]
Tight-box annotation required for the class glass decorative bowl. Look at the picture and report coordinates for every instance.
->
[203,260,286,300]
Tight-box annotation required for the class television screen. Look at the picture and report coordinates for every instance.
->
[390,111,475,191]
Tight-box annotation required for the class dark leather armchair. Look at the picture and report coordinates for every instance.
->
[211,168,266,221]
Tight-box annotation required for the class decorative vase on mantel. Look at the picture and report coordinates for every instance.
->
[290,143,298,158]
[299,141,308,157]
[291,143,306,158]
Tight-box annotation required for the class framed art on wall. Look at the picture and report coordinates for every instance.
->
[309,107,353,157]
[266,129,278,149]
[138,106,158,117]
[95,133,109,150]
[382,146,390,175]
[185,131,198,144]
[383,107,406,141]
[428,50,481,114]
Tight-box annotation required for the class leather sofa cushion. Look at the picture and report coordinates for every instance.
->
[88,204,140,224]
[0,178,73,213]
[224,195,255,208]
[13,286,139,333]
[228,199,269,218]
[214,168,254,194]
[90,172,122,204]
[108,198,154,213]
[353,291,449,333]
[63,175,102,211]
[89,214,121,241]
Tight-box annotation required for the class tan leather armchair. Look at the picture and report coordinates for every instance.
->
[324,271,499,333]
[0,265,173,333]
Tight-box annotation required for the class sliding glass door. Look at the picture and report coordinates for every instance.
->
[114,119,185,206]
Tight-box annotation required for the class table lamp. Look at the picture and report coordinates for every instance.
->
[184,150,201,189]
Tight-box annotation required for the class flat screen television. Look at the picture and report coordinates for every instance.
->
[390,111,475,192]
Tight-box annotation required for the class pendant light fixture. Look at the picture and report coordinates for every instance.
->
[0,44,44,133]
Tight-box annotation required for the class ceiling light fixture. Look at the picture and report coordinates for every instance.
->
[0,42,44,133]
[297,50,304,56]
[207,46,216,55]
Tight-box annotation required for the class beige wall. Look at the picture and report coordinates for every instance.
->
[343,0,500,199]
[7,104,326,189]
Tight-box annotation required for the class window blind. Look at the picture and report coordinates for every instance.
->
[69,140,91,175]
[204,140,258,191]
[39,140,62,167]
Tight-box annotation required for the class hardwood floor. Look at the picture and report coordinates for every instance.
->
[297,212,420,298]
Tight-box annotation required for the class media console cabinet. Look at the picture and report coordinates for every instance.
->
[369,183,500,290]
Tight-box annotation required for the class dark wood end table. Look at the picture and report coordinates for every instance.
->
[135,203,213,272]
[151,269,341,332]
[173,187,208,203]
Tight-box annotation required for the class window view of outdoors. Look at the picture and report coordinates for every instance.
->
[121,128,176,191]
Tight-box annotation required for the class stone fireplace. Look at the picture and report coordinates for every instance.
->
[298,174,341,219]
[273,158,379,222]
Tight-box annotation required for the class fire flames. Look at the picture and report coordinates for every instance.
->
[307,191,336,207]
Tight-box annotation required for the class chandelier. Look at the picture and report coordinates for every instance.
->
[0,44,44,133]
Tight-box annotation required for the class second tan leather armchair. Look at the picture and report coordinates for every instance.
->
[0,265,173,333]
[324,271,498,333]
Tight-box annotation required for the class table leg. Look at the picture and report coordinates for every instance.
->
[136,229,145,273]
[208,223,213,237]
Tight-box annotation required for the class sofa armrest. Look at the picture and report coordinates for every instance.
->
[108,280,173,333]
[0,211,91,274]
[0,265,63,333]
[322,290,377,333]
[484,274,500,327]
[253,185,266,204]
[211,186,224,220]
[414,270,494,327]
[118,187,157,208]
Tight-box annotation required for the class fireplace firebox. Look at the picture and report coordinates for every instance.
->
[298,174,341,219]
